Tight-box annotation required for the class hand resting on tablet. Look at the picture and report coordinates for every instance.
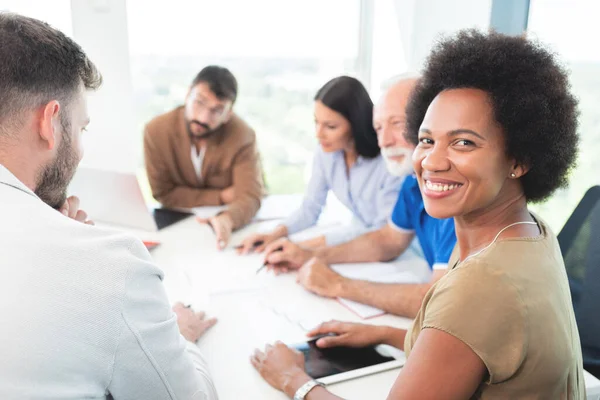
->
[251,321,406,399]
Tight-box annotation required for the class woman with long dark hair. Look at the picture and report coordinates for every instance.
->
[239,76,401,253]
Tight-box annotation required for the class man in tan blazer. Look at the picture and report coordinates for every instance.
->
[144,66,264,248]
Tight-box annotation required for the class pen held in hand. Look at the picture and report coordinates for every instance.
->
[256,246,283,274]
[255,263,268,275]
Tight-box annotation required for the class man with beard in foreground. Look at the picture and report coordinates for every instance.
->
[0,12,218,399]
[144,66,265,249]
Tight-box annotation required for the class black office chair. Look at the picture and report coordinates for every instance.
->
[557,185,600,379]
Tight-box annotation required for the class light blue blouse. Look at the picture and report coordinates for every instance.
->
[284,149,403,245]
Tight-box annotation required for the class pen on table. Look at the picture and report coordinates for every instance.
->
[256,246,283,274]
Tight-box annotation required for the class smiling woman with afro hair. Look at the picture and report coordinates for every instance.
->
[405,29,579,202]
[399,30,584,399]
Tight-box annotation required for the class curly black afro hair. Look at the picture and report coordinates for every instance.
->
[405,29,579,202]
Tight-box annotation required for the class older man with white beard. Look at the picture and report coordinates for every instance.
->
[375,75,419,177]
[261,75,457,318]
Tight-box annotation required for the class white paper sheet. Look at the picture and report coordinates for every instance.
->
[192,206,228,219]
[331,262,423,319]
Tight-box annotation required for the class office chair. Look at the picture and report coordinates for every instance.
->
[557,185,600,379]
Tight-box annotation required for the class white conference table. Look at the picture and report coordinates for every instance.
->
[134,216,600,400]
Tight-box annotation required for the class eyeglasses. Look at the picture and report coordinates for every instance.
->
[191,97,229,121]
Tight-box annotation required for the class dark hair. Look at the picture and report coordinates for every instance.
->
[191,65,238,103]
[315,76,380,158]
[0,12,102,133]
[405,30,579,202]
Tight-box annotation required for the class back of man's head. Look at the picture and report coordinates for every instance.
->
[0,12,102,137]
[191,65,237,103]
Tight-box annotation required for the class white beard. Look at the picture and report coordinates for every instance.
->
[381,146,413,177]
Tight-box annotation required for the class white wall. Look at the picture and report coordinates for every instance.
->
[4,0,492,173]
[394,0,493,71]
[70,0,137,173]
[0,0,72,34]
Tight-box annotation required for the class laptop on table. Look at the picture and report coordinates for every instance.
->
[68,167,193,232]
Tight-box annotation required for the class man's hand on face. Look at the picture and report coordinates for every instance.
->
[58,195,94,225]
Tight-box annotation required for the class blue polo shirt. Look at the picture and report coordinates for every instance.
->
[390,175,456,269]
